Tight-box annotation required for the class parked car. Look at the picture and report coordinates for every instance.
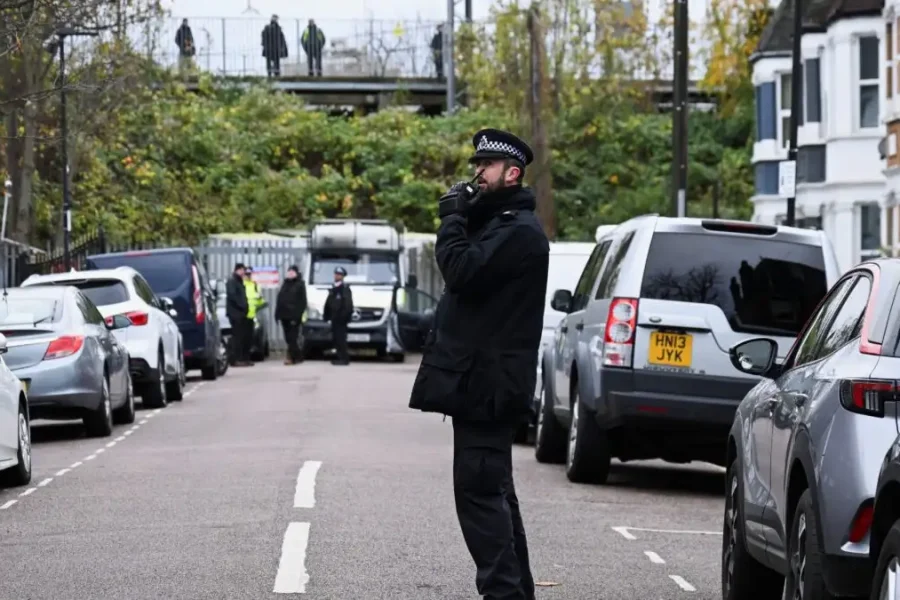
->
[0,333,32,488]
[0,286,135,437]
[872,430,900,600]
[534,216,840,484]
[85,248,222,380]
[22,268,185,408]
[721,258,900,600]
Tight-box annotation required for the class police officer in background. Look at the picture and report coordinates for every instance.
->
[226,263,253,367]
[409,129,549,600]
[324,266,354,366]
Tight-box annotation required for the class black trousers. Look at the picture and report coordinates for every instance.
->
[281,320,302,361]
[331,320,349,363]
[266,56,281,77]
[452,419,535,600]
[306,51,322,76]
[231,317,253,362]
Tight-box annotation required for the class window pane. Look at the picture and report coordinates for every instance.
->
[861,203,882,250]
[860,84,879,128]
[860,36,879,80]
[782,117,791,147]
[780,73,792,109]
[817,277,871,358]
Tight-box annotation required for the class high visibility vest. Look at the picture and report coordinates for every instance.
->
[244,279,263,318]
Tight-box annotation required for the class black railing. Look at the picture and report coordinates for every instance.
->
[15,228,107,284]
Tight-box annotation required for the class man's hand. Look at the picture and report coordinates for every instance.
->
[438,181,479,218]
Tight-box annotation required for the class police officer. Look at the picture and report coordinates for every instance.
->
[324,266,354,366]
[226,263,252,367]
[409,129,549,600]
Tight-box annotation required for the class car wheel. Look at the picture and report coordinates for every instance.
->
[113,372,136,425]
[142,350,168,409]
[565,386,610,484]
[871,520,900,600]
[784,489,829,600]
[534,383,566,464]
[0,400,32,487]
[84,376,114,437]
[722,460,783,599]
[166,352,185,401]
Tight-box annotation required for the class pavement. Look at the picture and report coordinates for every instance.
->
[0,358,726,600]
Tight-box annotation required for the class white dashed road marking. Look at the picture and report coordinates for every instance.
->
[293,461,322,509]
[273,522,311,594]
[0,382,207,511]
[644,551,665,564]
[612,526,637,540]
[612,526,720,540]
[669,575,696,592]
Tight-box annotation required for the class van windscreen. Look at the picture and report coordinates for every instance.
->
[88,253,189,293]
[639,232,828,336]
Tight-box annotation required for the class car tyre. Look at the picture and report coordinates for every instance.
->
[534,383,566,464]
[871,520,900,600]
[783,489,830,600]
[0,400,32,487]
[565,386,611,483]
[84,376,114,438]
[142,350,168,409]
[113,372,136,425]
[722,460,783,600]
[167,352,185,401]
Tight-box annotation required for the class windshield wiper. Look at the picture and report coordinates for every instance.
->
[33,315,53,325]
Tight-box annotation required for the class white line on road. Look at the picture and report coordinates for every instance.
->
[644,551,665,564]
[139,419,148,425]
[105,441,117,448]
[55,468,70,477]
[84,454,97,461]
[293,461,323,509]
[153,408,162,414]
[0,500,16,510]
[18,487,36,497]
[95,448,105,455]
[612,526,637,540]
[114,435,126,442]
[124,429,135,436]
[670,575,696,592]
[69,461,83,469]
[273,522,311,594]
[37,478,52,487]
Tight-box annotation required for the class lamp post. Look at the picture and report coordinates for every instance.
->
[671,0,689,218]
[783,0,804,226]
[56,26,98,271]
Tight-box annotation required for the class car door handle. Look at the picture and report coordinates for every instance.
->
[575,323,584,331]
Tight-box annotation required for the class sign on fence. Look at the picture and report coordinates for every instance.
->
[252,266,281,288]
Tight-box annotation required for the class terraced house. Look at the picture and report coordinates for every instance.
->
[750,0,885,272]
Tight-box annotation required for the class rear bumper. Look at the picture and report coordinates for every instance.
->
[129,357,156,384]
[302,321,388,350]
[821,553,872,598]
[15,356,102,419]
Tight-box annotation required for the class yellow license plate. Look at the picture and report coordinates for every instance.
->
[648,331,693,367]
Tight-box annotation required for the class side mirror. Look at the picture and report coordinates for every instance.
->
[729,338,779,377]
[159,296,174,309]
[0,332,9,354]
[550,289,573,313]
[406,274,418,289]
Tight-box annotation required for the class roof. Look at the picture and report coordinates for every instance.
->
[549,242,596,255]
[654,217,827,245]
[88,248,194,259]
[754,0,879,58]
[22,267,140,285]
[3,285,69,297]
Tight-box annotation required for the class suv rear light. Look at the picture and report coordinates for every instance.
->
[839,379,896,417]
[192,265,205,324]
[603,297,638,368]
[43,335,84,360]
[124,311,149,326]
[847,501,874,543]
[700,220,778,235]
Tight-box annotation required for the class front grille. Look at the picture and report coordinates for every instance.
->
[351,307,385,323]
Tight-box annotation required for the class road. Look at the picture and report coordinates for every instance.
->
[0,359,726,600]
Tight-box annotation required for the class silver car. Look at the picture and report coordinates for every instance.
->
[1,286,135,438]
[722,259,900,600]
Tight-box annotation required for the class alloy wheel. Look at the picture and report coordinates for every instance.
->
[879,556,899,600]
[790,513,808,600]
[722,475,739,597]
[103,380,112,424]
[18,411,30,474]
[536,388,545,441]
[567,395,579,468]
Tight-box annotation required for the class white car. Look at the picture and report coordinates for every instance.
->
[0,333,32,488]
[21,268,184,408]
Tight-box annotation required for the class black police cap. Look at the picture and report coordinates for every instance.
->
[334,266,347,276]
[468,128,534,166]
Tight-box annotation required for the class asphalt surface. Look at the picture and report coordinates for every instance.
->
[0,358,726,600]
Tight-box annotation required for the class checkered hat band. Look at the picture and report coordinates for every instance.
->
[476,138,526,163]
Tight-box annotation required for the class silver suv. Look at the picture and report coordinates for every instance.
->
[533,215,841,483]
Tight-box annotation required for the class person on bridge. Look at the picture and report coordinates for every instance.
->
[323,266,353,366]
[261,15,288,78]
[408,128,549,600]
[301,19,326,77]
[276,265,308,365]
[226,263,253,367]
[431,25,444,79]
[175,19,195,75]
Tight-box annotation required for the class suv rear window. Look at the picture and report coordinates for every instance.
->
[70,279,130,307]
[88,252,190,293]
[640,232,828,336]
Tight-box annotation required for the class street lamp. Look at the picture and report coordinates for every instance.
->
[783,0,804,226]
[55,26,99,271]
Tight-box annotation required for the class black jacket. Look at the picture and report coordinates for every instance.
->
[262,23,288,58]
[324,283,354,324]
[226,273,249,322]
[276,278,308,322]
[408,185,549,423]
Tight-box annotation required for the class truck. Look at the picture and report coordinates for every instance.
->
[301,219,417,361]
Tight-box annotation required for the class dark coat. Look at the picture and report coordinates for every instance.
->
[226,273,249,322]
[408,185,550,423]
[324,283,354,324]
[262,23,288,59]
[175,25,195,56]
[275,277,308,322]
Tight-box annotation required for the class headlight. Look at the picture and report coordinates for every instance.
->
[307,307,322,320]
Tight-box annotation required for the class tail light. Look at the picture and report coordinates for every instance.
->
[125,311,149,326]
[839,379,896,417]
[603,298,638,368]
[847,501,874,543]
[192,265,205,324]
[43,335,84,360]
